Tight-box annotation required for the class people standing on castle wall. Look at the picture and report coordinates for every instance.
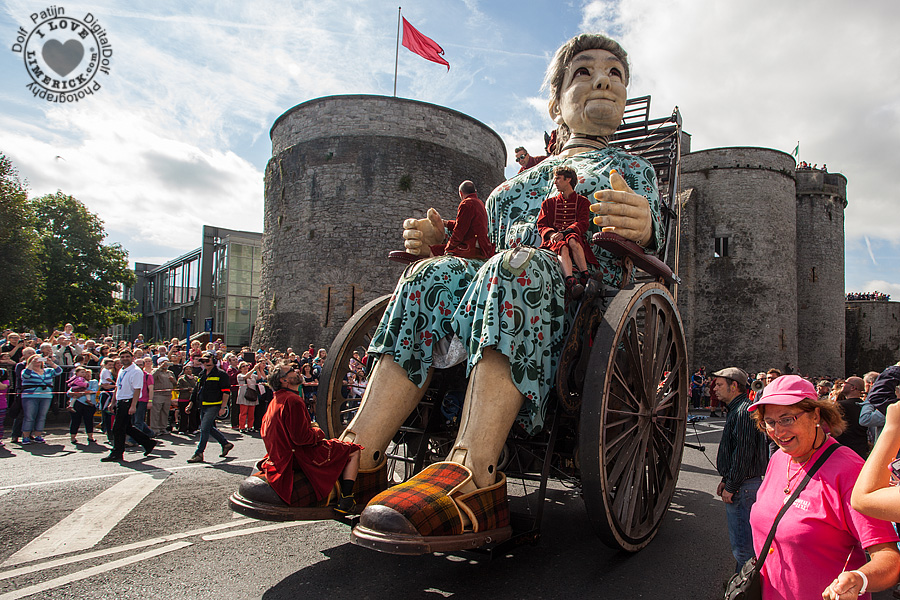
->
[420,180,495,260]
[537,165,599,299]
[713,367,769,572]
[514,146,547,173]
[847,292,891,302]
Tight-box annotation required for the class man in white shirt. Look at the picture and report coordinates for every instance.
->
[101,348,157,462]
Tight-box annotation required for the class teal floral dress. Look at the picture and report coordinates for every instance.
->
[369,147,662,434]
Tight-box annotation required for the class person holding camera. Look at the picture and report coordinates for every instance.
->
[0,333,25,365]
[236,360,265,434]
[20,354,63,444]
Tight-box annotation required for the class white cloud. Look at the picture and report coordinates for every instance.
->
[581,0,900,244]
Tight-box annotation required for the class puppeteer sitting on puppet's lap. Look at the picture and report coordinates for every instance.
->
[232,32,663,550]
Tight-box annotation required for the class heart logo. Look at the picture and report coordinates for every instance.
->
[42,39,84,77]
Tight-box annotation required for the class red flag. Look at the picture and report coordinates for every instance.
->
[401,17,449,70]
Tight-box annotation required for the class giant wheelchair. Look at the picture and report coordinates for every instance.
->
[316,97,688,554]
[231,97,688,555]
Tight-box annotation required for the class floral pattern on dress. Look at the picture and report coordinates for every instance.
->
[370,148,661,435]
[369,255,482,387]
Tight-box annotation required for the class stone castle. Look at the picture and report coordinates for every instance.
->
[253,95,893,377]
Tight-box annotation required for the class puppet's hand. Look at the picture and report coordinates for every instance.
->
[591,170,652,247]
[402,208,445,256]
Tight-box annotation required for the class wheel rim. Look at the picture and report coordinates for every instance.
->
[318,295,390,439]
[580,282,688,551]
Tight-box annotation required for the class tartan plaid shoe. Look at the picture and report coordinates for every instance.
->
[351,462,512,555]
[228,468,334,522]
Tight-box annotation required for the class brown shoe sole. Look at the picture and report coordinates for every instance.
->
[350,524,512,555]
[228,492,339,522]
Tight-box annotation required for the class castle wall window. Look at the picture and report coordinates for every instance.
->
[714,236,730,258]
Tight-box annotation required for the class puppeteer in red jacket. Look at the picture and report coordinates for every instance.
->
[536,190,599,267]
[429,181,495,260]
[260,387,362,505]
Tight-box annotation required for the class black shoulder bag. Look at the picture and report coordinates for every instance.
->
[724,443,838,600]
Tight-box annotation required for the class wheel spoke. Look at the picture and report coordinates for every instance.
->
[623,321,646,407]
[623,425,651,529]
[604,413,638,429]
[604,421,640,463]
[651,328,675,394]
[611,361,641,411]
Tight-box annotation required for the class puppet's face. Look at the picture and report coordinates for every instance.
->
[550,49,627,137]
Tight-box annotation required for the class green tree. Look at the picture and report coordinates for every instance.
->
[28,191,137,336]
[0,152,40,328]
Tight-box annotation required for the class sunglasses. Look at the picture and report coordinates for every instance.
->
[515,155,526,162]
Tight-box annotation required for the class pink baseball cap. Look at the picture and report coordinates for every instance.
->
[748,375,817,411]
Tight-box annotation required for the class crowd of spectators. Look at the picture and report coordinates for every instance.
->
[797,161,827,171]
[847,291,891,302]
[0,328,369,453]
[703,360,900,597]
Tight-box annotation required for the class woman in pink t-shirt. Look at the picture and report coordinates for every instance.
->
[747,375,900,600]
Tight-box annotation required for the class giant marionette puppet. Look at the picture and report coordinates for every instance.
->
[233,32,662,553]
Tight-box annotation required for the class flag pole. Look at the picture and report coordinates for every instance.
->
[393,7,401,97]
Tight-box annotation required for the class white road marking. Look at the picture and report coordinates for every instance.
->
[2,474,167,567]
[0,458,259,491]
[201,520,314,541]
[0,519,253,581]
[0,541,192,600]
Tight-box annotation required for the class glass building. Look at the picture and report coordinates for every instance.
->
[122,226,262,348]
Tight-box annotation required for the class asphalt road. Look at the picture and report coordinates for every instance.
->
[0,412,858,600]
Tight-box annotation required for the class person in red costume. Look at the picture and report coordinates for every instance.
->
[537,165,599,298]
[514,146,547,173]
[260,361,362,513]
[425,180,494,260]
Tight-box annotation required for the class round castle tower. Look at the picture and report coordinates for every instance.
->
[253,95,507,351]
[678,147,798,374]
[795,169,847,377]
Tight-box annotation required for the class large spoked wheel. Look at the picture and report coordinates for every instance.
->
[579,282,688,552]
[318,294,391,439]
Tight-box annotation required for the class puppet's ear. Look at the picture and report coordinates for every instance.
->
[548,99,564,125]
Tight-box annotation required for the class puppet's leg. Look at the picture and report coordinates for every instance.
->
[354,348,519,550]
[445,347,523,490]
[340,354,433,469]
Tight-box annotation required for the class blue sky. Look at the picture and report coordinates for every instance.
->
[1,0,898,294]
